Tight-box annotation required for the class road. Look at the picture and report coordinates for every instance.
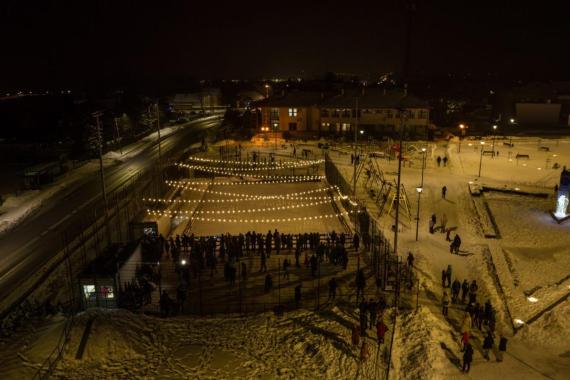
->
[0,117,220,311]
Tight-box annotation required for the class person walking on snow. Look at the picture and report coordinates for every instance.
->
[436,156,442,167]
[328,277,338,300]
[352,233,360,252]
[368,298,378,329]
[461,280,469,304]
[429,218,435,234]
[376,319,388,344]
[446,265,452,288]
[497,336,508,362]
[462,343,474,373]
[442,270,447,288]
[442,291,450,316]
[450,234,461,254]
[443,156,448,167]
[451,279,461,303]
[442,185,447,199]
[483,332,494,360]
[407,252,414,268]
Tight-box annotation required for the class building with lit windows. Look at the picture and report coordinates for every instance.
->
[256,88,430,138]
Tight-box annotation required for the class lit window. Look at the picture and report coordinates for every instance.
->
[288,108,298,117]
[100,285,114,299]
[83,285,96,300]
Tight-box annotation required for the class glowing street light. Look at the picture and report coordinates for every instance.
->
[491,125,498,159]
[478,141,486,177]
[415,147,427,241]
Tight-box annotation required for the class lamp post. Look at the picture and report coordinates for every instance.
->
[478,141,486,177]
[264,84,270,99]
[415,147,427,241]
[491,124,497,158]
[458,124,465,153]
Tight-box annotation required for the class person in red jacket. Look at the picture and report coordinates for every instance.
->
[376,319,389,344]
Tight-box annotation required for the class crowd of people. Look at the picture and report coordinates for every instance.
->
[441,266,508,372]
[143,230,361,316]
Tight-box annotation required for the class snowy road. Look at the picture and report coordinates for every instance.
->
[0,117,220,316]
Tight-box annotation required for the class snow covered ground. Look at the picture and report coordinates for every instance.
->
[3,137,570,379]
[327,136,570,378]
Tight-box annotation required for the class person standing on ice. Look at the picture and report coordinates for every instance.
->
[446,265,452,288]
[436,156,442,167]
[442,185,447,199]
[442,291,450,316]
[443,156,448,167]
[441,270,447,288]
[429,218,435,234]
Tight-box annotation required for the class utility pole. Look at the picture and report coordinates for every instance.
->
[394,109,406,255]
[415,147,426,241]
[114,117,123,155]
[156,102,162,163]
[92,111,111,245]
[353,97,359,197]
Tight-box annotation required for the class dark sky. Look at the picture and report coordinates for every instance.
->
[1,0,569,90]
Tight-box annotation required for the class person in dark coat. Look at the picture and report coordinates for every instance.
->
[462,343,474,373]
[328,277,338,300]
[461,280,469,304]
[442,185,447,199]
[376,319,388,344]
[294,284,302,307]
[451,279,461,303]
[483,332,494,360]
[352,233,360,252]
[497,336,508,362]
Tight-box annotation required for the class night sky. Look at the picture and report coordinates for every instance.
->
[1,0,569,90]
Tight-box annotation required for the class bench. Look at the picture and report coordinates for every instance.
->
[516,154,530,160]
[482,150,495,156]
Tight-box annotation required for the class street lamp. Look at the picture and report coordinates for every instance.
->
[415,147,427,241]
[458,124,465,153]
[478,141,486,177]
[491,125,497,158]
[264,84,270,98]
[509,118,515,124]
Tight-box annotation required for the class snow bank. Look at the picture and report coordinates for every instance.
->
[392,306,457,380]
[516,299,570,353]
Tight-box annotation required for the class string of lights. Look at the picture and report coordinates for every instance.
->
[165,177,325,186]
[165,183,339,199]
[146,199,335,215]
[184,156,323,167]
[146,210,360,223]
[175,163,324,177]
[142,193,348,204]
